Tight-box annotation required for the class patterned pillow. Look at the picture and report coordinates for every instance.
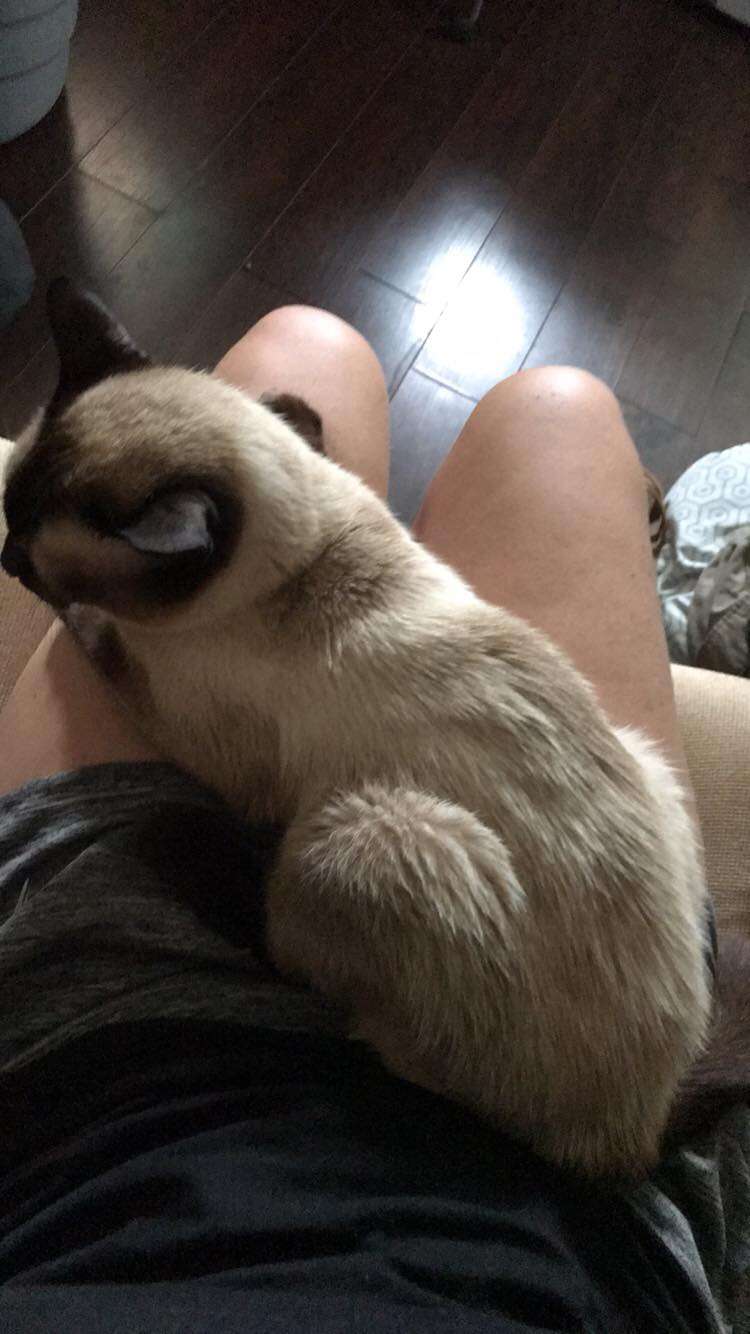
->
[657,444,750,663]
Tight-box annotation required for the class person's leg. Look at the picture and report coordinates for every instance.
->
[0,624,161,793]
[414,366,688,780]
[214,305,390,499]
[0,307,390,795]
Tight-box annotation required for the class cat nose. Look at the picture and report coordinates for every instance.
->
[1,536,31,580]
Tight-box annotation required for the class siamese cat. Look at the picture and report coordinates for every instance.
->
[0,279,724,1177]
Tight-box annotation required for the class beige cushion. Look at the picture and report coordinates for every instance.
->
[0,572,53,711]
[672,663,750,936]
[0,438,54,713]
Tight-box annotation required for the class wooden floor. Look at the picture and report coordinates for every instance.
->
[1,0,748,520]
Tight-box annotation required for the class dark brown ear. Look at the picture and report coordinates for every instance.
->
[260,392,324,453]
[47,277,151,417]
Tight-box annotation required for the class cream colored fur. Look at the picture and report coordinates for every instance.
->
[0,435,14,484]
[4,370,711,1175]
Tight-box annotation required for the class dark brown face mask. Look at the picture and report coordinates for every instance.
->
[1,536,34,583]
[0,279,229,615]
[2,279,326,617]
[3,277,153,556]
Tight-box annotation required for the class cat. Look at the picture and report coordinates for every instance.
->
[0,278,719,1177]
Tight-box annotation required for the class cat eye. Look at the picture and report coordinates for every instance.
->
[78,500,115,535]
[116,490,217,558]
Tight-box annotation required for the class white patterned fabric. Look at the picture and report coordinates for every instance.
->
[657,444,750,665]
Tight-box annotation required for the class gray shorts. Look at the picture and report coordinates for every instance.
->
[0,763,340,1080]
[0,763,747,1331]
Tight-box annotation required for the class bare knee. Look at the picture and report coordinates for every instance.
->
[214,303,390,498]
[248,304,376,365]
[480,365,621,428]
[466,365,642,479]
[217,304,387,409]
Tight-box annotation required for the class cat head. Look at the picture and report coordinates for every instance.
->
[1,280,327,623]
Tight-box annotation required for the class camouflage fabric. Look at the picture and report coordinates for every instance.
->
[646,467,668,557]
[687,526,750,677]
[657,444,750,673]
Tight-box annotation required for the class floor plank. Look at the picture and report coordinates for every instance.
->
[616,182,750,432]
[1,0,745,509]
[80,0,335,213]
[697,313,750,454]
[713,35,750,191]
[616,285,744,435]
[522,213,670,385]
[522,20,750,386]
[176,273,294,372]
[363,153,508,315]
[416,197,582,398]
[0,172,156,392]
[67,0,224,152]
[327,271,438,398]
[0,344,58,438]
[102,0,420,359]
[599,19,748,246]
[179,264,437,399]
[363,0,610,307]
[248,17,514,307]
[517,0,690,230]
[618,399,704,492]
[0,0,223,218]
[414,0,695,401]
[665,182,750,307]
[388,370,475,523]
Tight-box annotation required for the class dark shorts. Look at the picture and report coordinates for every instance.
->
[0,764,747,1333]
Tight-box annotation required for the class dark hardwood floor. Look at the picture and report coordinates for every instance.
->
[1,0,748,521]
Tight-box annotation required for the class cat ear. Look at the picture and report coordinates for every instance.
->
[47,276,151,415]
[260,392,324,453]
[117,491,217,557]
